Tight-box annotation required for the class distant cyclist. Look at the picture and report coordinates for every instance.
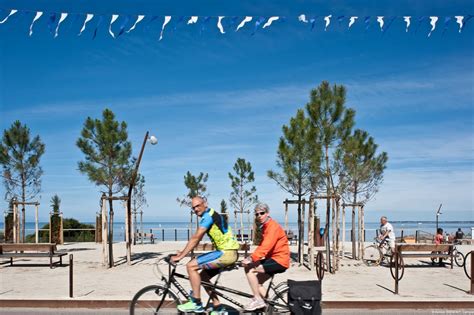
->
[241,203,290,311]
[378,216,395,252]
[171,196,239,314]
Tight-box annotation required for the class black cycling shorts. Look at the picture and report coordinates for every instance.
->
[261,258,287,275]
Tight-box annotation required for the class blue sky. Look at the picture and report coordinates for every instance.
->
[0,0,473,224]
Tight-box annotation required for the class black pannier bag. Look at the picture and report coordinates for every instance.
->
[287,279,322,315]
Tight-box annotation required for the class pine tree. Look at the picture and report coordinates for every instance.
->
[268,109,322,262]
[229,158,258,241]
[0,120,45,242]
[76,108,132,267]
[306,81,355,271]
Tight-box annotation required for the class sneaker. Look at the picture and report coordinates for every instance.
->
[177,299,205,313]
[209,305,228,315]
[244,298,266,311]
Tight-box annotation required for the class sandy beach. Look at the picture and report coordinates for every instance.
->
[0,241,472,307]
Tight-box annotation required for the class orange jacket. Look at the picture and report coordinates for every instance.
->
[251,218,290,269]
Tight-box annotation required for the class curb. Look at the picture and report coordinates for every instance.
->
[1,300,473,309]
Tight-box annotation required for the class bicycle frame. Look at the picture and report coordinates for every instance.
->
[160,260,288,310]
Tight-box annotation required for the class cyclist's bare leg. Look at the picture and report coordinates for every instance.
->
[245,264,271,299]
[200,270,220,307]
[186,258,202,300]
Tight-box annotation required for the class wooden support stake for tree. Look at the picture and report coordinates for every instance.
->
[101,196,108,267]
[284,199,288,232]
[301,199,306,264]
[360,205,365,259]
[308,195,315,271]
[60,213,64,244]
[35,204,39,244]
[125,201,131,265]
[357,205,362,260]
[341,207,346,259]
[13,203,18,243]
[335,198,340,270]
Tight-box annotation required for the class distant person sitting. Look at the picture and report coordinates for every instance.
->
[434,228,444,245]
[378,216,395,252]
[455,228,465,244]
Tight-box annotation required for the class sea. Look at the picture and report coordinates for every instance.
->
[0,221,472,242]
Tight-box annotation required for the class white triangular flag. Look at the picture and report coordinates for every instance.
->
[109,14,119,38]
[187,16,198,24]
[348,16,358,28]
[377,16,384,31]
[0,9,18,24]
[159,16,171,41]
[263,16,279,29]
[428,16,438,37]
[324,15,332,31]
[236,16,252,31]
[217,16,225,34]
[54,13,68,38]
[298,14,308,23]
[127,15,145,33]
[455,16,464,33]
[29,11,43,36]
[79,13,94,36]
[403,16,411,32]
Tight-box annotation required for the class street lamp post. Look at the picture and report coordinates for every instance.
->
[435,204,442,233]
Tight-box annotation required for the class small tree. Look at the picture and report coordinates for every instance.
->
[268,109,322,262]
[229,158,258,241]
[132,174,147,237]
[76,108,132,268]
[0,120,45,242]
[176,171,209,229]
[50,194,62,244]
[220,199,228,225]
[306,81,354,271]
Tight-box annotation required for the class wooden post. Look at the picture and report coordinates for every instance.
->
[60,213,64,244]
[13,203,18,243]
[35,204,39,244]
[351,207,356,259]
[357,205,362,260]
[360,205,365,260]
[49,212,52,244]
[69,254,73,298]
[125,201,131,265]
[301,198,306,264]
[308,195,315,271]
[335,198,340,270]
[394,249,399,294]
[284,199,288,232]
[342,207,346,258]
[101,196,108,267]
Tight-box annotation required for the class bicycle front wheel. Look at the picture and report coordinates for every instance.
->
[267,282,290,315]
[130,285,181,315]
[362,245,383,266]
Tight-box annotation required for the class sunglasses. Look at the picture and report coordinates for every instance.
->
[255,211,267,217]
[192,203,203,210]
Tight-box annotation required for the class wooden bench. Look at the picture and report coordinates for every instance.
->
[0,243,67,268]
[134,232,155,244]
[397,243,455,268]
[392,243,455,294]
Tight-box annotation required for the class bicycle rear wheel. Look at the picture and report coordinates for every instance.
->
[266,282,290,314]
[362,245,382,266]
[464,252,471,280]
[453,249,465,267]
[130,285,181,315]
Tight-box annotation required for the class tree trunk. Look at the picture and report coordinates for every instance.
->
[108,192,114,268]
[351,183,358,259]
[21,174,26,243]
[324,145,332,273]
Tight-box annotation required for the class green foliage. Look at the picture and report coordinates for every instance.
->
[0,120,45,202]
[76,108,132,195]
[306,81,355,192]
[335,129,388,204]
[132,174,148,213]
[176,171,209,207]
[50,194,61,214]
[220,199,228,225]
[229,158,258,215]
[268,109,322,197]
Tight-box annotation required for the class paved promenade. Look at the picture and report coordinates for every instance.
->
[0,241,473,310]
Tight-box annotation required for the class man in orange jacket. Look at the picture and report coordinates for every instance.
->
[241,202,290,311]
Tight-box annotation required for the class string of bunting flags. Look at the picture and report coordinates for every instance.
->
[0,8,472,39]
